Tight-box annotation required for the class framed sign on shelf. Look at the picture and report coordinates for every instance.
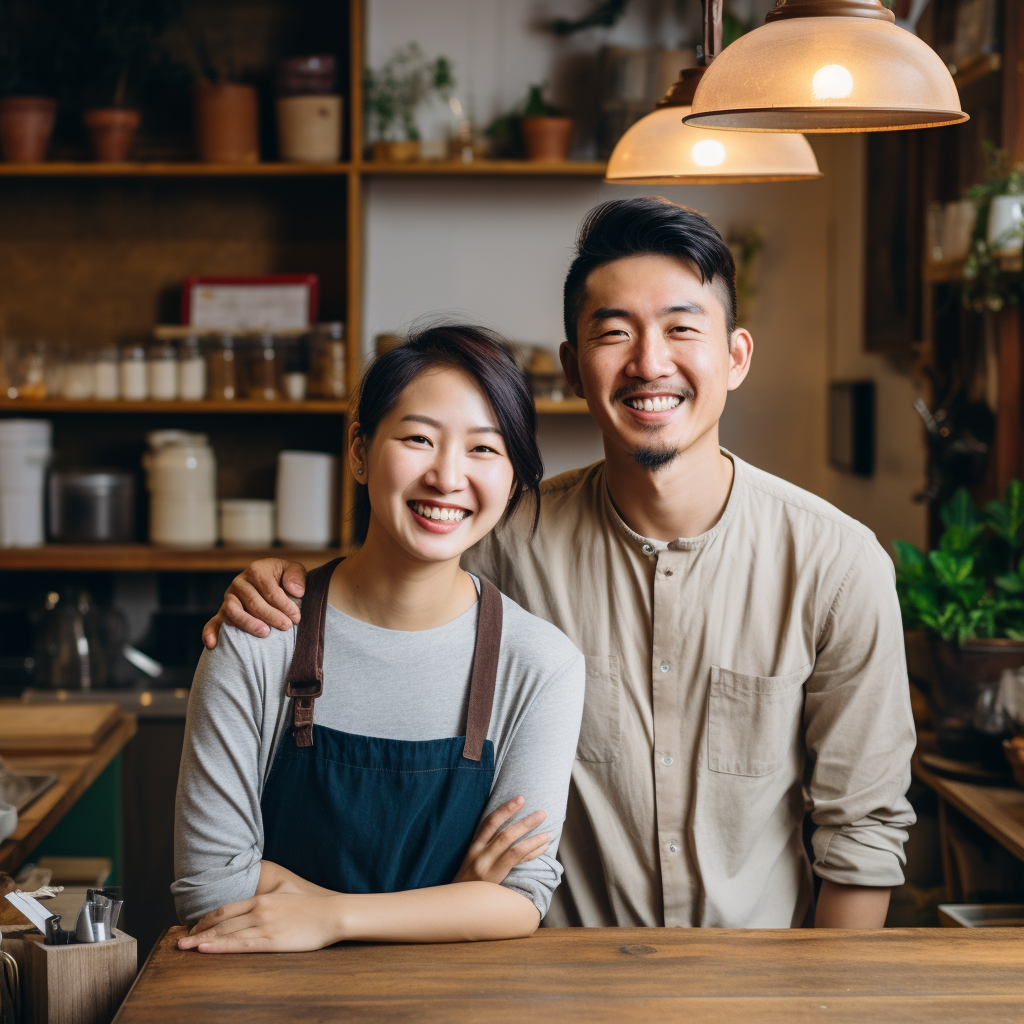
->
[182,274,320,331]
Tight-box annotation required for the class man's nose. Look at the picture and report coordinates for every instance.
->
[627,331,676,381]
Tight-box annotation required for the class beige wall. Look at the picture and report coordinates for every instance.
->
[365,2,928,554]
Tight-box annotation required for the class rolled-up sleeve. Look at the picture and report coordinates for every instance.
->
[804,544,917,888]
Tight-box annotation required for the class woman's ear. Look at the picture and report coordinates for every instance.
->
[347,420,367,482]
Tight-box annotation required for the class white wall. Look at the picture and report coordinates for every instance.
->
[365,1,928,552]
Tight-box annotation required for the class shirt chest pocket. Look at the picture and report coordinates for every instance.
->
[707,665,808,777]
[576,655,621,764]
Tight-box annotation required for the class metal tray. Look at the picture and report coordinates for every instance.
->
[0,772,57,813]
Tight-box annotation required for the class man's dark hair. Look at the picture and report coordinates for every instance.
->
[563,197,738,347]
[352,323,543,545]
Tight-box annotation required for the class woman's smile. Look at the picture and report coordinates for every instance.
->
[408,499,472,533]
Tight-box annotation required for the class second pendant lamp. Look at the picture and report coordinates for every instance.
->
[605,67,820,185]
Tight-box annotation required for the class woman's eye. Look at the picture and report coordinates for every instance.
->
[471,445,498,454]
[404,435,431,445]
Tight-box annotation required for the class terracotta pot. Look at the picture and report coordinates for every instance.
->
[927,635,1024,758]
[0,96,57,163]
[193,81,259,163]
[521,116,572,161]
[371,140,419,163]
[83,108,141,162]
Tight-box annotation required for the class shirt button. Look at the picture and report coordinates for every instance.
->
[642,543,655,556]
[660,662,670,673]
[663,569,673,576]
[662,755,673,766]
[668,843,678,854]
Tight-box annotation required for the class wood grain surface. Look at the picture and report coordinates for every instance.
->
[113,926,1024,1024]
[0,703,121,753]
[0,713,136,875]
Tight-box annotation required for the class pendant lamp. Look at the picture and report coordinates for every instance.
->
[605,67,820,185]
[684,0,967,133]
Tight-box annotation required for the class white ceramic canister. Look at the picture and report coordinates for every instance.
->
[220,498,275,547]
[144,430,218,546]
[94,347,120,400]
[276,95,342,163]
[988,194,1024,256]
[275,450,336,547]
[0,418,52,547]
[178,336,207,400]
[121,345,148,400]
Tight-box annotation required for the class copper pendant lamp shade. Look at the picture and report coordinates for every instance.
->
[605,68,821,185]
[684,0,968,134]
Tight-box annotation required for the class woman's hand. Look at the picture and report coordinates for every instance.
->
[178,892,343,954]
[256,860,335,897]
[453,796,549,885]
[202,559,308,649]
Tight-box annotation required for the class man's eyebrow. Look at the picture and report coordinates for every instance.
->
[589,302,706,320]
[400,414,501,435]
[589,306,630,321]
[663,302,705,316]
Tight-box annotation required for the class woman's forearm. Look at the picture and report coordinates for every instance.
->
[814,880,890,928]
[333,881,540,943]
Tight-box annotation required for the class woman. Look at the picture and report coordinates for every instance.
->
[173,324,584,952]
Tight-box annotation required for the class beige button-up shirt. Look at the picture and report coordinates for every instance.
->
[464,451,916,928]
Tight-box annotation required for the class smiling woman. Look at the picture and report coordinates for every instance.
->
[172,325,584,953]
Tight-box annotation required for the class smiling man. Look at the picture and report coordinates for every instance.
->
[204,197,916,930]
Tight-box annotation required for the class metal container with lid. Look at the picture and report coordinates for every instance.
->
[48,469,135,543]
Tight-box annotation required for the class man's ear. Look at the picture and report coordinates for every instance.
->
[726,329,754,391]
[559,341,585,400]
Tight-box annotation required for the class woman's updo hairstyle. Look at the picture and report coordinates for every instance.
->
[352,323,543,545]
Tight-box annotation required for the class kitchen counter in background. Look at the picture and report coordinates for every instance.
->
[118,926,1024,1024]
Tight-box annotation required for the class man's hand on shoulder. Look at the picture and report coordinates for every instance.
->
[202,558,308,649]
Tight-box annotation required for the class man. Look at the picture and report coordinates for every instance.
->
[203,197,916,929]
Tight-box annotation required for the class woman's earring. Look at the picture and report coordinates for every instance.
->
[356,466,364,476]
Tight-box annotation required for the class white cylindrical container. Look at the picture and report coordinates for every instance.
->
[221,498,275,547]
[0,418,52,547]
[61,356,95,400]
[121,345,148,400]
[283,371,308,401]
[988,194,1024,256]
[94,347,120,400]
[276,95,342,163]
[178,336,207,400]
[145,430,218,546]
[275,450,336,547]
[148,343,179,401]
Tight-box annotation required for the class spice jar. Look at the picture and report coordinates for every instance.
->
[245,333,282,400]
[61,351,95,401]
[148,342,178,400]
[309,322,345,398]
[208,334,238,400]
[178,335,207,400]
[94,346,120,400]
[121,345,147,400]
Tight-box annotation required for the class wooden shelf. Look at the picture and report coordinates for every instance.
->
[0,545,346,572]
[0,398,348,414]
[534,397,590,414]
[360,159,607,176]
[923,258,967,283]
[952,52,1002,92]
[0,161,352,176]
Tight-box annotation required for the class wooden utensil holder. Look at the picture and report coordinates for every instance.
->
[24,930,136,1024]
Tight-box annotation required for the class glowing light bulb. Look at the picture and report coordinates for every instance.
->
[690,139,726,167]
[812,64,853,100]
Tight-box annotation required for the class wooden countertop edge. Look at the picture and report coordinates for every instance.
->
[111,925,171,1024]
[0,711,137,874]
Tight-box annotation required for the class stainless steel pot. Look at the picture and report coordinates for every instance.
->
[48,469,134,543]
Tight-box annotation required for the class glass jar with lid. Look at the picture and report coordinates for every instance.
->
[208,334,238,401]
[147,342,178,401]
[94,346,120,400]
[120,344,148,400]
[309,322,346,398]
[245,333,282,400]
[178,335,207,400]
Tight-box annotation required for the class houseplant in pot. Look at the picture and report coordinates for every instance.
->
[520,83,572,162]
[364,43,454,162]
[0,3,68,162]
[71,0,182,162]
[895,481,1024,758]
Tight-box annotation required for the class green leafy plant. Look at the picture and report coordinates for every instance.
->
[523,83,559,118]
[894,481,1024,642]
[364,43,454,142]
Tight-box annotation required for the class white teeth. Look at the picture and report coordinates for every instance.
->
[413,502,467,522]
[440,508,450,521]
[628,396,682,412]
[643,399,654,411]
[431,507,441,520]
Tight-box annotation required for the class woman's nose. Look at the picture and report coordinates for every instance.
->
[423,450,465,494]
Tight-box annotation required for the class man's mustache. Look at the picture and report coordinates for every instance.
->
[611,382,696,403]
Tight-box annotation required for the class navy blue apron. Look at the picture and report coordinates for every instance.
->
[260,558,503,893]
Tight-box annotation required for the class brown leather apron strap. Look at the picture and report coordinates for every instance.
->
[462,578,503,762]
[286,557,343,747]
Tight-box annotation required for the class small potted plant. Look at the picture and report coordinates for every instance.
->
[520,83,572,162]
[73,0,182,162]
[364,43,454,162]
[0,5,67,162]
[894,481,1024,757]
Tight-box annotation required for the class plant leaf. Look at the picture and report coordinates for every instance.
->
[941,488,979,529]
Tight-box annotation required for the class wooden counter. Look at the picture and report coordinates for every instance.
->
[0,711,137,874]
[114,926,1024,1024]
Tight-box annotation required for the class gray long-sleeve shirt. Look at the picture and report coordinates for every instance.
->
[172,582,585,926]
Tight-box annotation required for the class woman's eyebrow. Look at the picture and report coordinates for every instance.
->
[400,414,501,435]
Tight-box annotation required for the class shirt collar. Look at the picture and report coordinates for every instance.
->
[600,448,743,554]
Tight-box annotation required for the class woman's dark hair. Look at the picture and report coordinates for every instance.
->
[352,323,543,545]
[563,197,738,345]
